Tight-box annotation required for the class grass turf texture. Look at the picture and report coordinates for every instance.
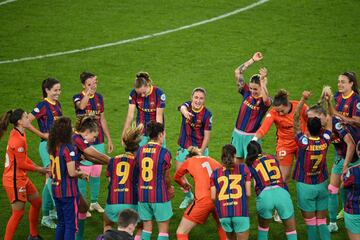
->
[0,0,358,239]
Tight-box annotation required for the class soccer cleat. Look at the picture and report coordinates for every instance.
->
[49,209,58,220]
[273,210,282,223]
[179,195,194,209]
[328,222,338,233]
[86,211,92,218]
[27,235,44,240]
[89,202,104,213]
[41,216,57,229]
[336,208,344,220]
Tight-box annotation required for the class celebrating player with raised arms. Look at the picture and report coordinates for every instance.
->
[174,147,226,240]
[136,122,174,240]
[342,141,360,240]
[293,91,332,240]
[176,87,212,209]
[48,117,89,240]
[73,71,113,218]
[27,78,62,229]
[253,89,308,184]
[103,124,143,240]
[1,109,49,240]
[246,141,297,240]
[231,52,271,161]
[210,144,251,240]
[122,72,166,146]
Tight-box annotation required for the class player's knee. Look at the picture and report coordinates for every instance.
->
[30,197,42,208]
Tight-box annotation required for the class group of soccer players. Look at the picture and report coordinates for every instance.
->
[1,51,360,240]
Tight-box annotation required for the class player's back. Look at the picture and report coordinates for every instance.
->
[185,156,221,199]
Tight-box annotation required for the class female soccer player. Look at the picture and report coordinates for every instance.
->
[27,77,62,229]
[1,109,48,240]
[103,124,143,240]
[174,147,226,240]
[231,52,271,161]
[48,117,88,240]
[72,116,111,240]
[176,87,212,209]
[210,144,250,240]
[343,141,360,240]
[136,121,174,240]
[73,71,113,216]
[246,141,297,240]
[122,72,166,146]
[293,91,332,240]
[253,89,308,184]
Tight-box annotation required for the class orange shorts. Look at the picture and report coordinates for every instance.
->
[276,147,297,166]
[184,197,215,224]
[4,179,38,203]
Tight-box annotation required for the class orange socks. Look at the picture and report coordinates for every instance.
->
[4,208,25,240]
[29,197,41,237]
[176,233,188,240]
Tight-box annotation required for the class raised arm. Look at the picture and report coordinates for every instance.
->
[259,67,271,106]
[234,52,263,92]
[294,91,311,134]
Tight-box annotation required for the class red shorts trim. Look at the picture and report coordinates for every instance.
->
[184,197,215,224]
[4,180,38,203]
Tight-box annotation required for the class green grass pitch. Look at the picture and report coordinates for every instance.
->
[1,0,359,239]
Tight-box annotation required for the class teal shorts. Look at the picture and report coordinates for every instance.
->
[81,143,105,166]
[138,201,173,222]
[220,217,249,233]
[105,204,138,223]
[231,130,257,158]
[331,152,344,175]
[345,212,360,234]
[256,186,294,220]
[296,181,328,212]
[39,141,50,167]
[139,136,166,148]
[176,147,209,163]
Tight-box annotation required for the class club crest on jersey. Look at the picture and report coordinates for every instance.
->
[160,94,166,101]
[335,122,342,130]
[301,137,308,145]
[210,116,213,123]
[70,151,75,157]
[129,96,132,100]
[357,102,360,110]
[17,147,24,153]
[323,133,330,140]
[34,107,40,113]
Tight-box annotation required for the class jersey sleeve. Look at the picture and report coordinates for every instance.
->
[73,135,91,152]
[295,132,308,148]
[240,83,250,96]
[73,94,81,104]
[129,89,137,105]
[244,165,252,181]
[204,111,212,131]
[64,144,77,163]
[322,130,332,146]
[354,95,360,117]
[256,110,275,137]
[164,150,172,169]
[343,169,355,188]
[31,102,46,119]
[174,160,189,186]
[99,94,105,113]
[106,158,114,178]
[156,88,166,108]
[10,138,37,171]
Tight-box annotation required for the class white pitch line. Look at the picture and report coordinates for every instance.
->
[0,0,269,65]
[0,0,17,6]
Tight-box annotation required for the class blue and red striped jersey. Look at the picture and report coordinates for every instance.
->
[106,152,138,205]
[248,154,286,196]
[343,164,360,214]
[293,130,331,184]
[334,91,360,118]
[235,84,271,133]
[129,86,166,135]
[136,142,172,203]
[210,164,251,218]
[50,144,79,198]
[72,133,91,155]
[73,92,105,144]
[177,101,212,149]
[31,98,62,135]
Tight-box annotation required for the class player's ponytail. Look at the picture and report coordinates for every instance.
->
[342,71,359,94]
[246,141,262,166]
[0,109,25,140]
[48,117,72,156]
[134,71,152,88]
[123,124,143,152]
[221,144,236,169]
[273,89,289,107]
[76,115,98,133]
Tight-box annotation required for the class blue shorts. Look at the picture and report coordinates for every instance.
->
[176,147,209,163]
[345,212,360,234]
[256,186,294,220]
[220,217,249,233]
[81,143,105,166]
[138,201,173,222]
[105,204,138,223]
[296,181,328,212]
[39,141,50,167]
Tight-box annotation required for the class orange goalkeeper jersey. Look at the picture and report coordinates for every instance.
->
[256,100,308,149]
[2,128,37,187]
[174,156,221,200]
